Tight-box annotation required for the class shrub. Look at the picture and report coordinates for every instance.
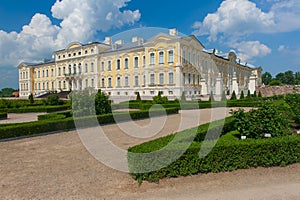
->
[0,112,7,120]
[269,79,282,86]
[231,104,292,139]
[95,90,112,115]
[240,90,244,99]
[208,91,214,102]
[153,93,168,104]
[136,92,141,101]
[230,91,237,100]
[128,131,300,183]
[221,90,227,101]
[246,90,251,99]
[46,94,61,105]
[284,93,300,125]
[253,91,257,98]
[28,93,34,104]
[258,91,263,98]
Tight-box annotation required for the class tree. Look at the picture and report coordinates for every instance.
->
[221,90,227,101]
[262,72,272,85]
[28,93,34,104]
[209,91,214,101]
[269,79,282,86]
[46,94,60,105]
[240,90,245,99]
[253,91,257,98]
[230,91,237,100]
[136,92,141,101]
[0,88,17,97]
[275,70,295,85]
[258,91,263,98]
[95,90,112,115]
[246,90,251,99]
[295,71,300,84]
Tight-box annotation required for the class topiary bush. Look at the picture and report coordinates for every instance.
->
[230,91,237,100]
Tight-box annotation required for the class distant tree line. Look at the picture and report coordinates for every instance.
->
[0,88,18,97]
[262,70,300,86]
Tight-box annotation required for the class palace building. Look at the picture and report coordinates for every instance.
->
[18,29,262,102]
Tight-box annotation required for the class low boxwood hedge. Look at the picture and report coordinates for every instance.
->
[128,123,300,183]
[0,108,179,140]
[0,105,71,113]
[38,111,72,121]
[0,112,7,120]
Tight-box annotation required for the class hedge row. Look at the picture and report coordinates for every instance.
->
[38,111,72,121]
[0,108,179,140]
[0,112,7,120]
[128,126,300,183]
[0,105,71,113]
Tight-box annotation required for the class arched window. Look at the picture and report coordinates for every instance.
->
[159,51,164,64]
[150,53,155,65]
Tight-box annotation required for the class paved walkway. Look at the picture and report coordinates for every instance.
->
[1,108,299,199]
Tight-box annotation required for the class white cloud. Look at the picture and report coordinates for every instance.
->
[0,0,141,67]
[232,41,272,61]
[278,45,286,52]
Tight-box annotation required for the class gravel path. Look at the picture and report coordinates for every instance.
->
[0,113,45,124]
[0,108,299,199]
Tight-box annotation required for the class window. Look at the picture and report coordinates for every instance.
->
[117,59,121,70]
[68,65,72,75]
[143,75,146,86]
[63,81,66,89]
[68,54,71,57]
[169,72,174,84]
[73,52,76,56]
[150,74,155,85]
[125,76,129,87]
[124,58,129,69]
[62,67,65,76]
[168,50,174,63]
[108,78,112,88]
[46,70,49,77]
[198,75,201,85]
[183,50,186,63]
[42,70,45,78]
[134,57,139,68]
[150,53,155,65]
[183,73,186,84]
[117,77,121,87]
[134,76,139,86]
[143,55,146,66]
[58,68,61,76]
[101,62,104,71]
[91,49,94,54]
[159,73,164,85]
[38,71,40,78]
[91,63,94,72]
[101,78,105,87]
[78,64,82,74]
[91,79,95,88]
[188,52,191,64]
[188,73,191,84]
[85,50,88,54]
[73,65,77,74]
[78,51,81,56]
[85,63,88,73]
[108,61,112,71]
[193,74,196,85]
[159,51,164,64]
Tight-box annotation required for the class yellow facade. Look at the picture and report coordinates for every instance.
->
[18,29,262,101]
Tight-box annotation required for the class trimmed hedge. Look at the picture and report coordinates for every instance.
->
[0,108,179,140]
[0,112,7,120]
[0,105,71,113]
[128,124,300,183]
[38,111,72,121]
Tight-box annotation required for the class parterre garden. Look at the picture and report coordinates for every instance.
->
[1,90,300,184]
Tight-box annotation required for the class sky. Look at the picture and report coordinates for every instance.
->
[0,0,300,89]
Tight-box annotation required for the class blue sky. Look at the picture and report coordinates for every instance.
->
[0,0,299,89]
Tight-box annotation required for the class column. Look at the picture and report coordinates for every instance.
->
[249,73,257,94]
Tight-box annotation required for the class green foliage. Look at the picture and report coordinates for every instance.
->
[269,79,282,86]
[258,91,262,98]
[38,111,72,121]
[128,125,300,183]
[221,90,227,101]
[230,91,237,100]
[136,92,141,101]
[0,105,70,113]
[0,88,17,97]
[246,90,251,99]
[95,90,112,115]
[253,91,257,98]
[240,90,244,99]
[231,104,292,139]
[0,108,179,140]
[208,91,214,101]
[0,112,7,120]
[28,93,34,104]
[284,93,300,125]
[45,94,61,105]
[153,93,169,104]
[262,72,272,85]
